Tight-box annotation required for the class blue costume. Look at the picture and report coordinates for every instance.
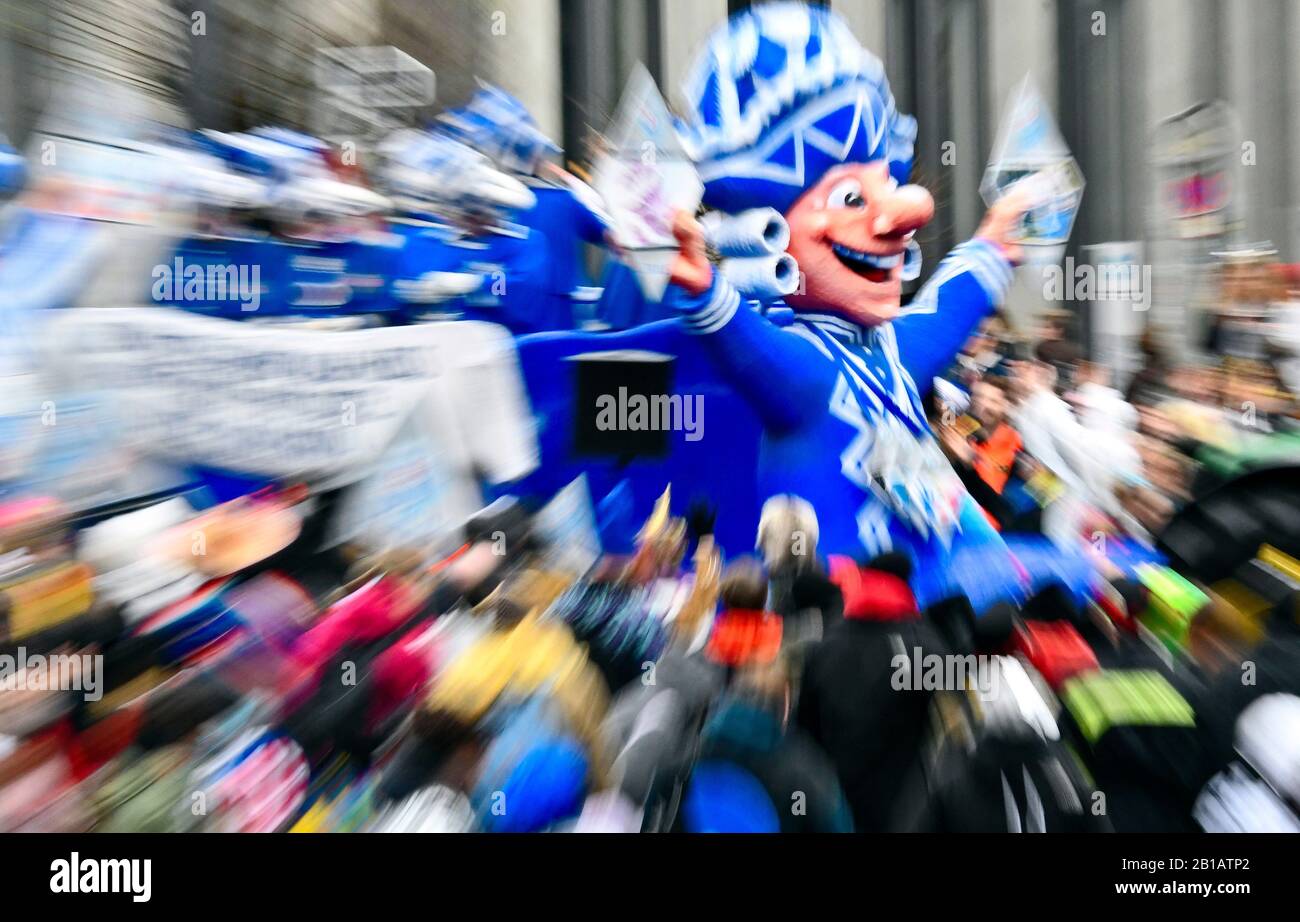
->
[667,2,1032,609]
[442,86,612,332]
[156,129,405,321]
[670,244,1020,608]
[436,225,554,334]
[519,182,608,329]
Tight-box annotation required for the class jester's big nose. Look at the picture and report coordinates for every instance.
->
[867,183,935,242]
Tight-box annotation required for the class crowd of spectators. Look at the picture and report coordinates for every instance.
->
[934,257,1300,554]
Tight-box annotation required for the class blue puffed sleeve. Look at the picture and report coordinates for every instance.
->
[665,273,838,433]
[891,238,1014,391]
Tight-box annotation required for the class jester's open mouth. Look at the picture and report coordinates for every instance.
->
[830,242,901,283]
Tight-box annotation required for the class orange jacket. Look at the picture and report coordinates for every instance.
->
[705,609,783,667]
[972,423,1023,495]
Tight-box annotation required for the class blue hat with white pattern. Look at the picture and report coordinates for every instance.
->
[439,84,560,175]
[678,1,916,215]
[379,127,535,216]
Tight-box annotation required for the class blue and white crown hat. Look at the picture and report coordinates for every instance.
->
[378,127,534,216]
[438,83,561,175]
[248,126,331,156]
[178,152,271,211]
[145,132,269,211]
[199,129,316,184]
[677,1,917,216]
[200,129,391,221]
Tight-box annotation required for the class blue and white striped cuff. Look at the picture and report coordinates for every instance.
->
[951,238,1015,303]
[681,274,742,335]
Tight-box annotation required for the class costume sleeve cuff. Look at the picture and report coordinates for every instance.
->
[670,272,742,335]
[954,237,1016,303]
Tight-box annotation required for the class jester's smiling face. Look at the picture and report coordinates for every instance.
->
[784,161,935,326]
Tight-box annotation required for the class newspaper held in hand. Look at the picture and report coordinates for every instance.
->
[980,77,1085,265]
[593,64,704,302]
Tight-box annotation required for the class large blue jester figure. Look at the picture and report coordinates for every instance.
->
[667,3,1039,608]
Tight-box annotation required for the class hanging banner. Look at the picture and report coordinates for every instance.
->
[37,309,539,489]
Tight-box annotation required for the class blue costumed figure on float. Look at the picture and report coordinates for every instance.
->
[439,85,613,331]
[665,2,1053,609]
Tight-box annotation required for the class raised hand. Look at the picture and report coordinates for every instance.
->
[975,182,1037,266]
[668,209,713,296]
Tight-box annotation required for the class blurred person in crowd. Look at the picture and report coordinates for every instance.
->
[795,553,950,831]
[753,497,845,701]
[937,376,1037,532]
[1032,310,1082,386]
[951,313,1018,389]
[1056,665,1217,832]
[679,659,853,833]
[1208,255,1279,363]
[377,125,564,331]
[1039,577,1232,832]
[1006,359,1096,545]
[89,673,247,833]
[468,696,592,832]
[902,605,1112,833]
[704,557,783,675]
[1006,356,1154,545]
[1118,436,1187,534]
[1220,367,1289,436]
[1124,328,1172,406]
[598,648,723,829]
[1268,263,1300,396]
[758,495,842,637]
[1156,365,1233,453]
[1186,593,1267,683]
[1135,401,1181,444]
[757,494,819,613]
[668,520,723,651]
[1150,360,1297,500]
[1069,362,1144,491]
[620,488,688,587]
[432,497,540,612]
[391,591,611,801]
